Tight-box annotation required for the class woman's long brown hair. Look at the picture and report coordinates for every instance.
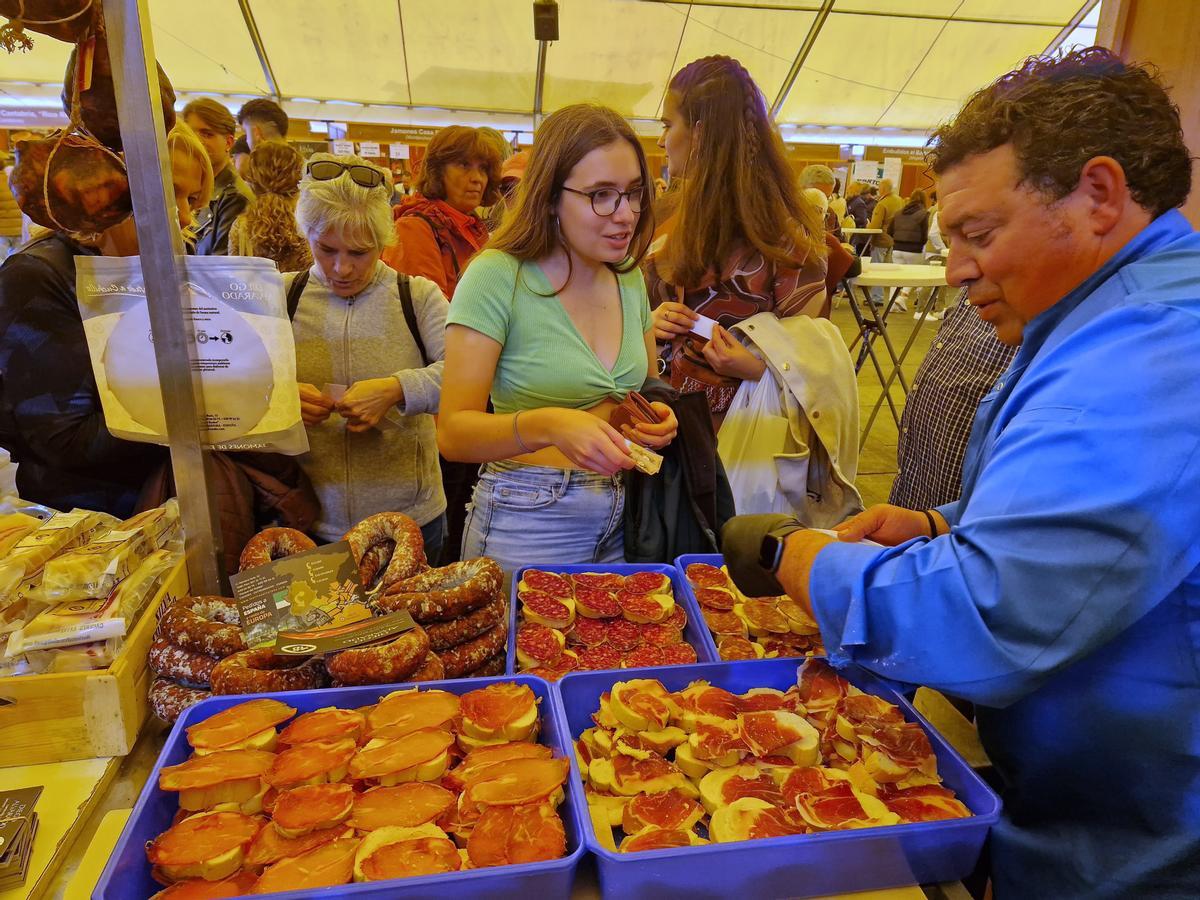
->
[660,56,825,287]
[489,103,655,284]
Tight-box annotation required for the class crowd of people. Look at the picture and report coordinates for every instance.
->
[0,45,1197,897]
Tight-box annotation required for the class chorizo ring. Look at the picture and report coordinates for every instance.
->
[464,652,506,679]
[147,638,217,688]
[324,625,430,687]
[424,596,507,652]
[377,558,503,623]
[157,595,246,658]
[238,527,316,572]
[150,677,211,724]
[343,512,427,589]
[436,621,509,678]
[210,648,326,695]
[409,652,445,682]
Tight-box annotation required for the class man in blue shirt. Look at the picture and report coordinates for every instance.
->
[727,48,1199,898]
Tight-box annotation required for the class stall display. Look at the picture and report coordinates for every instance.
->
[678,555,825,661]
[555,659,999,899]
[510,565,712,682]
[151,512,509,724]
[97,676,585,898]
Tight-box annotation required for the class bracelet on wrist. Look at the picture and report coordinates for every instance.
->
[513,410,533,454]
[922,509,939,539]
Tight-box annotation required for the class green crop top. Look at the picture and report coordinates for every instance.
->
[446,249,652,414]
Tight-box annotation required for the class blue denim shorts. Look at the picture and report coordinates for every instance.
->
[460,461,625,574]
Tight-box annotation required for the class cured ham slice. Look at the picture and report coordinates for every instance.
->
[795,659,855,721]
[249,836,358,893]
[272,783,354,836]
[146,811,261,882]
[467,803,567,867]
[349,728,455,783]
[278,708,365,747]
[349,783,456,831]
[460,683,538,742]
[444,741,554,792]
[619,827,706,852]
[186,699,295,752]
[365,690,460,740]
[355,827,461,880]
[736,600,790,636]
[621,790,704,834]
[877,784,971,823]
[245,824,351,869]
[150,871,258,899]
[611,679,673,732]
[265,739,356,789]
[710,797,805,842]
[159,750,274,792]
[464,757,569,807]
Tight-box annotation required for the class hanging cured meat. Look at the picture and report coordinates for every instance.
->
[0,0,97,50]
[10,133,131,233]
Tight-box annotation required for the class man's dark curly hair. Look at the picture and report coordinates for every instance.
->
[928,47,1193,217]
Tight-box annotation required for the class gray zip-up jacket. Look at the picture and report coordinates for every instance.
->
[287,261,447,541]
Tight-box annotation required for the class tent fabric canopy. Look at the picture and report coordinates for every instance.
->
[0,0,1096,135]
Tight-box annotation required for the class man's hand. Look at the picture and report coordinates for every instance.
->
[776,529,837,616]
[337,377,404,433]
[834,503,944,546]
[702,325,766,381]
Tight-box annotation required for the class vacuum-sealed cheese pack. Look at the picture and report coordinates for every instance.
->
[75,255,308,455]
[40,499,180,602]
[6,547,181,656]
[0,508,118,598]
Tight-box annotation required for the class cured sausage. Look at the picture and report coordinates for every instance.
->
[377,558,502,623]
[210,649,325,695]
[238,527,316,572]
[157,596,245,658]
[343,512,427,588]
[324,626,430,686]
[423,595,506,651]
[464,652,505,678]
[408,653,445,682]
[149,677,211,725]
[436,621,508,678]
[148,639,217,687]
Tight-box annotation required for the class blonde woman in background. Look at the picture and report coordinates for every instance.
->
[229,141,313,273]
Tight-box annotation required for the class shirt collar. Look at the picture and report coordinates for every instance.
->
[1015,209,1194,357]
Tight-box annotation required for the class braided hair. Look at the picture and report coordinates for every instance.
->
[659,55,825,288]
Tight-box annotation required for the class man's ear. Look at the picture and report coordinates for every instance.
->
[224,134,235,153]
[1076,156,1130,236]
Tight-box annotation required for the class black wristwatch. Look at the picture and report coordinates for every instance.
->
[758,522,805,574]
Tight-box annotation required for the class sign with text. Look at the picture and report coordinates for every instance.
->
[331,139,355,156]
[389,143,410,159]
[358,141,381,158]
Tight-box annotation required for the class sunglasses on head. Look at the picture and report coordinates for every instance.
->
[306,160,386,189]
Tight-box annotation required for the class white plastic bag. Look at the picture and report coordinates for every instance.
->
[75,255,308,455]
[717,373,794,516]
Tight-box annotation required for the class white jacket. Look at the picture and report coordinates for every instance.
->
[719,312,863,527]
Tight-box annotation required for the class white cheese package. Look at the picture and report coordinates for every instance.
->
[75,255,309,456]
[7,548,181,657]
[40,500,180,602]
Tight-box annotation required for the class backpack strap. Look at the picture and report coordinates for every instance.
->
[285,269,310,320]
[398,273,428,367]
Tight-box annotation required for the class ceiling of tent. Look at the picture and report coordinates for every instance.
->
[0,0,1098,134]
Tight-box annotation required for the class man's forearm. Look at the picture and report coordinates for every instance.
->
[776,530,836,616]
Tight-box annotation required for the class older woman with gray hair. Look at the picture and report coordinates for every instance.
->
[289,152,450,557]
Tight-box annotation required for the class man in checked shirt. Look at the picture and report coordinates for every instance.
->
[888,288,1017,510]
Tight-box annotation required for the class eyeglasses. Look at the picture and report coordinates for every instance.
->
[561,185,645,216]
[306,160,386,189]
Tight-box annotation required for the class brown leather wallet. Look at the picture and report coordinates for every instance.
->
[610,391,659,446]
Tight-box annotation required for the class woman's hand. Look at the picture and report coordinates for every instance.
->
[299,383,335,427]
[621,401,678,450]
[834,504,940,546]
[533,408,635,476]
[337,377,404,433]
[651,301,699,343]
[702,325,766,380]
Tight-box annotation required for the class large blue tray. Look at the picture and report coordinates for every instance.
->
[673,553,731,660]
[507,563,717,676]
[552,658,1001,900]
[94,675,583,900]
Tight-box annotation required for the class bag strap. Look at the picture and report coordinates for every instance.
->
[285,269,310,320]
[397,272,428,367]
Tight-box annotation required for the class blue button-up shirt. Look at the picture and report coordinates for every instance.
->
[811,210,1200,899]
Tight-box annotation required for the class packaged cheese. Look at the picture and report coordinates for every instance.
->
[0,509,118,600]
[6,548,180,656]
[0,513,40,558]
[40,500,179,603]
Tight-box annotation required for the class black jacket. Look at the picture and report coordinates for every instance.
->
[0,234,167,516]
[195,165,253,256]
[889,205,930,254]
[624,380,736,563]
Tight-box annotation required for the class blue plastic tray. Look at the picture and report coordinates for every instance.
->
[93,675,584,900]
[673,553,728,660]
[507,563,717,676]
[552,658,1001,900]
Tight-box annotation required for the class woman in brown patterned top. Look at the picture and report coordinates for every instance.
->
[645,55,828,418]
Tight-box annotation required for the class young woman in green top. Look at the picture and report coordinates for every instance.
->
[440,104,678,571]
